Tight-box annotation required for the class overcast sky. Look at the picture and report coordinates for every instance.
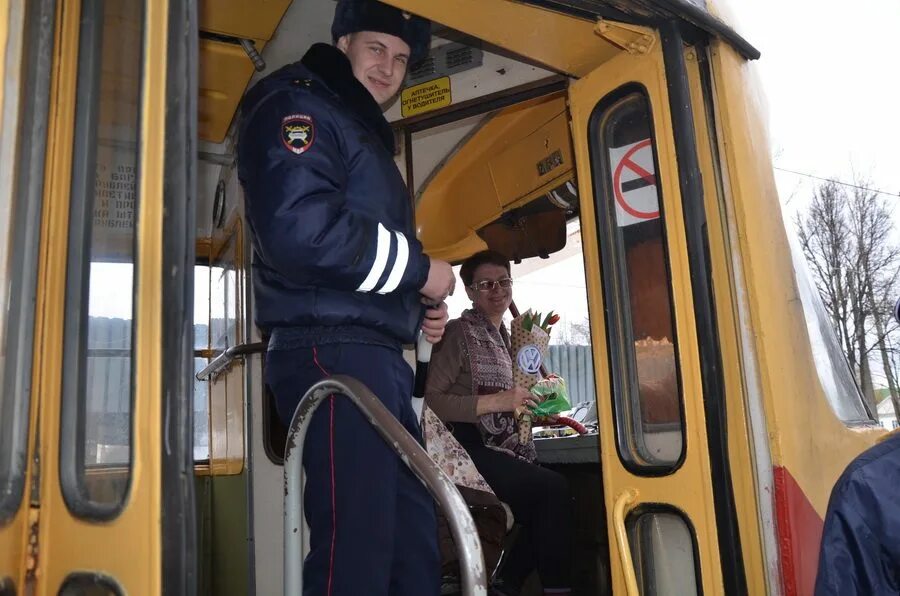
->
[728,0,900,219]
[730,0,899,392]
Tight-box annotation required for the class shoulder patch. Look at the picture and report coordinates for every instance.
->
[281,113,315,155]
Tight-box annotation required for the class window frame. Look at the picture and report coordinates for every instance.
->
[786,230,873,424]
[58,0,147,521]
[626,504,704,596]
[203,218,246,475]
[0,0,56,525]
[192,259,212,464]
[588,84,688,476]
[59,572,125,596]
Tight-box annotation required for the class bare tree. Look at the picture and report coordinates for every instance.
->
[557,317,591,346]
[849,179,900,420]
[794,176,900,419]
[795,182,861,389]
[871,289,900,421]
[884,332,900,424]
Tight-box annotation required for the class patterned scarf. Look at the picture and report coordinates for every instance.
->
[459,309,536,462]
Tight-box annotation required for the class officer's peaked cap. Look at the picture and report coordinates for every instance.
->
[332,0,431,64]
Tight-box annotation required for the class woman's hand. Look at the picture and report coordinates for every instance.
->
[477,386,538,415]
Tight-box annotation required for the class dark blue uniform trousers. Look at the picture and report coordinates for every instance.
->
[267,343,440,596]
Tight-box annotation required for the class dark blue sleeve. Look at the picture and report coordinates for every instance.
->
[237,90,430,294]
[814,473,897,595]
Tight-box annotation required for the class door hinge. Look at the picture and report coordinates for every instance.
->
[594,19,657,55]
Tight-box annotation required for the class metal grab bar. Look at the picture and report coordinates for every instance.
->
[283,375,487,596]
[195,341,267,381]
[613,488,640,596]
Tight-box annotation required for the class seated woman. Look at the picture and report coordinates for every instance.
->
[425,250,573,596]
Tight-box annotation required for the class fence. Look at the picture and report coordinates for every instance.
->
[545,344,595,405]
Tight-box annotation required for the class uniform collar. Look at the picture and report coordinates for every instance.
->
[301,43,395,154]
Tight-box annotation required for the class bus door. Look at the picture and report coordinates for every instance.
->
[567,24,747,595]
[0,0,197,593]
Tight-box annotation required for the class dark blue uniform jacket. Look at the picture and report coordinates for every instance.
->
[814,431,900,595]
[237,43,429,349]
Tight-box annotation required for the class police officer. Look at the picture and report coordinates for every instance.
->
[237,1,453,594]
[814,430,900,594]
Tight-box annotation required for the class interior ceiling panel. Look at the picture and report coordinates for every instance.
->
[199,0,293,42]
[519,0,758,59]
[197,0,293,143]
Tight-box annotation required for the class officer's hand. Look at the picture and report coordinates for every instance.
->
[420,301,449,344]
[421,258,455,303]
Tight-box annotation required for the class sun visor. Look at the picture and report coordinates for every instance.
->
[415,93,577,263]
[477,208,567,263]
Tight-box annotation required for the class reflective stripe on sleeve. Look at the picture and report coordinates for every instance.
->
[356,223,391,293]
[376,231,409,294]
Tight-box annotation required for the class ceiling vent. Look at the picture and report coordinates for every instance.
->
[409,42,484,84]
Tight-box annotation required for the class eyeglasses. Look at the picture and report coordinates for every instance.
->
[469,278,513,293]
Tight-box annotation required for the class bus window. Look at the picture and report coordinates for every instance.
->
[0,1,40,522]
[511,218,596,408]
[59,572,123,595]
[210,257,237,358]
[207,223,245,473]
[627,509,700,595]
[591,89,685,471]
[59,0,145,518]
[194,264,211,462]
[787,231,871,423]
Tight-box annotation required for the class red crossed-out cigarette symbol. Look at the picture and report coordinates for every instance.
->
[613,139,658,219]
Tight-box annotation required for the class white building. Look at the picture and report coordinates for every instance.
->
[878,396,900,431]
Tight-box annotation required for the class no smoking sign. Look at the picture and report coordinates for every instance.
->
[609,138,660,227]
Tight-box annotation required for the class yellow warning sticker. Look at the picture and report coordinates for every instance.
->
[400,76,452,118]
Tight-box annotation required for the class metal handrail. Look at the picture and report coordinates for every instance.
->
[283,375,487,596]
[613,488,640,596]
[195,341,267,381]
